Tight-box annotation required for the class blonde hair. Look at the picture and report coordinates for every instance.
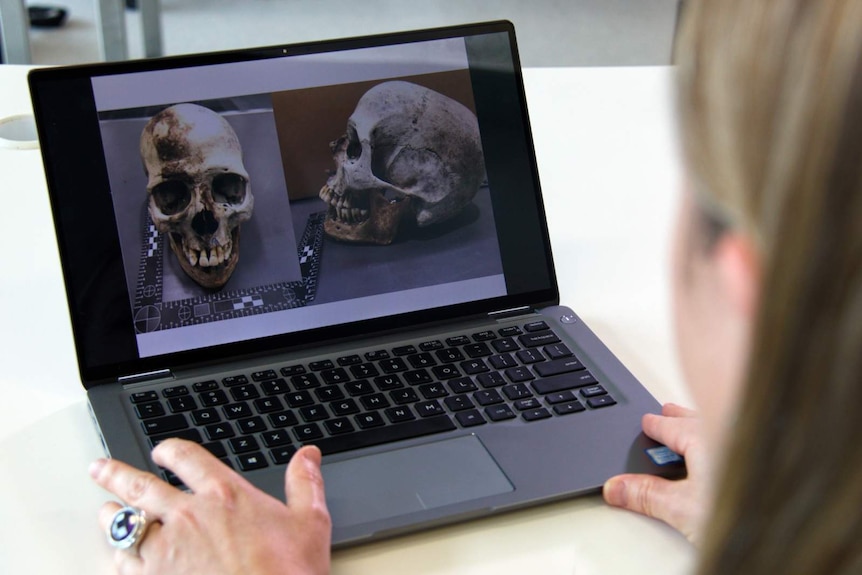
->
[675,1,862,573]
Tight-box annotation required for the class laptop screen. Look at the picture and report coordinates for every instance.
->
[29,22,558,384]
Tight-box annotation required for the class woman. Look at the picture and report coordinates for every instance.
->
[90,0,862,573]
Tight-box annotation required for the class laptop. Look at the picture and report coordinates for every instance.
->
[28,21,682,546]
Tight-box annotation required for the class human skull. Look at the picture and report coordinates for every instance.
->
[319,81,485,245]
[140,103,254,289]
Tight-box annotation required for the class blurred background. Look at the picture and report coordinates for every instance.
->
[6,0,681,66]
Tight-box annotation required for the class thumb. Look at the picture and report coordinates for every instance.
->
[284,445,327,511]
[603,473,681,525]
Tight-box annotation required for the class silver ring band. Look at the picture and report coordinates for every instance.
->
[107,506,151,552]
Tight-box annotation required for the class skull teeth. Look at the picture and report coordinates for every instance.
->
[185,244,231,268]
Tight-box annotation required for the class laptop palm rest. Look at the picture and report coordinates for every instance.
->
[322,435,513,527]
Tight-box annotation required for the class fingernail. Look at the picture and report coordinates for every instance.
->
[603,478,627,507]
[303,445,322,470]
[89,458,107,479]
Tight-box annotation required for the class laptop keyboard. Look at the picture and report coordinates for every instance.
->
[128,320,617,486]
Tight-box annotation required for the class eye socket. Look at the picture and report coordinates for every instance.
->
[212,173,247,205]
[152,180,191,215]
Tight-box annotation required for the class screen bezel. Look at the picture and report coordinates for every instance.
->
[28,20,559,387]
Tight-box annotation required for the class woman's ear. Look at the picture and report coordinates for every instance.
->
[713,232,760,321]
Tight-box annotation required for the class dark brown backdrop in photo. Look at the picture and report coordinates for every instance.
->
[271,69,477,201]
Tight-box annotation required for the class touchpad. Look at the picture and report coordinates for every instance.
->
[322,435,513,527]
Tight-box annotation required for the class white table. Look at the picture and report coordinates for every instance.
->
[0,65,696,574]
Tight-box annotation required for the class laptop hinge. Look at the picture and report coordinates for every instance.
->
[118,369,174,387]
[488,306,532,320]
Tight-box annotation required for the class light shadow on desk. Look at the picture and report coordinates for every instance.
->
[0,401,114,575]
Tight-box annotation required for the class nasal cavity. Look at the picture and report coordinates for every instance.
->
[192,209,219,237]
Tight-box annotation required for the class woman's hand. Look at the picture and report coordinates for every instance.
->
[602,403,711,546]
[90,439,331,575]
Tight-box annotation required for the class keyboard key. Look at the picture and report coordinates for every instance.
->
[313,415,456,456]
[355,411,386,429]
[251,370,278,382]
[148,428,202,447]
[580,385,608,398]
[534,357,585,378]
[135,401,165,419]
[433,364,461,380]
[291,373,320,390]
[199,389,229,407]
[407,353,436,369]
[544,343,573,360]
[142,414,189,436]
[237,416,266,434]
[321,368,349,385]
[261,429,292,448]
[257,378,288,395]
[545,390,577,404]
[393,344,417,356]
[489,354,518,370]
[522,408,552,421]
[464,343,493,359]
[418,382,449,399]
[532,375,579,395]
[299,404,329,422]
[554,401,586,415]
[485,404,517,421]
[280,365,306,377]
[337,354,362,367]
[404,369,434,385]
[193,380,219,392]
[472,330,497,342]
[315,386,345,403]
[436,348,464,363]
[330,398,360,416]
[268,410,299,428]
[524,321,550,332]
[205,422,235,440]
[390,388,420,405]
[415,400,445,417]
[228,436,259,454]
[513,397,541,411]
[419,340,444,351]
[130,391,159,404]
[444,395,475,412]
[285,391,314,408]
[374,375,403,391]
[460,359,489,375]
[477,372,507,388]
[324,418,355,435]
[380,358,409,374]
[473,389,504,406]
[385,406,416,423]
[270,445,298,465]
[254,396,284,414]
[345,380,374,396]
[503,384,534,401]
[360,393,390,410]
[230,384,260,401]
[519,331,561,348]
[365,350,390,361]
[516,349,544,364]
[456,410,486,427]
[223,375,249,387]
[491,338,520,353]
[587,396,617,409]
[350,363,379,379]
[293,423,324,441]
[223,402,253,419]
[498,326,523,337]
[162,385,189,397]
[168,395,198,413]
[237,452,268,471]
[309,360,335,371]
[448,377,478,394]
[191,407,221,426]
[202,441,227,458]
[504,367,535,383]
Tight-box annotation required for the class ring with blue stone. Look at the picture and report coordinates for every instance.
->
[107,506,151,553]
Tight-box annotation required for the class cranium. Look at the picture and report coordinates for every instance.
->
[319,81,485,245]
[140,103,254,290]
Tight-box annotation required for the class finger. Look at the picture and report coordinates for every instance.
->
[284,445,327,512]
[641,412,700,456]
[603,474,688,528]
[99,501,124,533]
[152,438,240,493]
[661,403,697,418]
[90,457,182,517]
[114,548,144,575]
